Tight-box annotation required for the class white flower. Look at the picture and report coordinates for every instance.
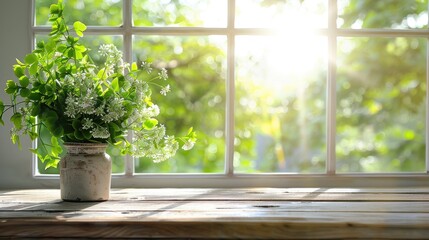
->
[119,60,130,74]
[160,84,170,96]
[94,102,105,116]
[98,44,123,76]
[78,91,96,114]
[141,104,160,118]
[130,125,179,162]
[64,75,74,86]
[91,126,110,139]
[141,61,153,74]
[182,139,195,151]
[102,97,125,123]
[54,52,62,58]
[99,44,114,57]
[82,118,93,130]
[158,68,168,80]
[64,94,78,118]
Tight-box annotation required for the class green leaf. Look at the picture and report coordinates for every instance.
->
[111,77,119,92]
[16,58,25,66]
[131,62,138,71]
[30,103,41,116]
[36,41,45,49]
[187,127,194,135]
[50,4,59,14]
[10,112,22,130]
[45,39,57,52]
[28,92,42,101]
[73,21,87,37]
[45,158,60,170]
[11,133,20,147]
[74,130,84,140]
[75,50,83,59]
[51,136,63,154]
[51,125,64,138]
[5,80,18,94]
[143,118,158,130]
[29,63,38,76]
[72,119,81,130]
[144,96,153,106]
[13,65,24,77]
[67,48,75,58]
[39,154,48,163]
[74,44,86,53]
[29,131,38,140]
[57,44,67,53]
[19,88,31,98]
[66,36,78,45]
[83,130,92,140]
[24,53,38,65]
[41,110,59,135]
[19,76,30,88]
[29,148,38,154]
[109,122,120,132]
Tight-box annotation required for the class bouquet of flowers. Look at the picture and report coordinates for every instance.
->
[0,0,196,168]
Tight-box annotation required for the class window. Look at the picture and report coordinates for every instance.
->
[31,0,429,187]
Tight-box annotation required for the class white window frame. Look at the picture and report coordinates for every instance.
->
[30,0,429,188]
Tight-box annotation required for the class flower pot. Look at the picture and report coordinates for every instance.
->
[60,143,111,201]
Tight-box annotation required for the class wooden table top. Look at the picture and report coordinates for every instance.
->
[1,188,429,239]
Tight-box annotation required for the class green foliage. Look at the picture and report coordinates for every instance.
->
[1,0,196,170]
[73,21,87,37]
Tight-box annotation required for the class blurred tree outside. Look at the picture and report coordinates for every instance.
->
[336,0,427,172]
[35,0,428,174]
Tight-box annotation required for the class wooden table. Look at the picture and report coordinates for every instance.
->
[1,188,429,239]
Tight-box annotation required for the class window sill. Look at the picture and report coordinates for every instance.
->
[1,188,429,239]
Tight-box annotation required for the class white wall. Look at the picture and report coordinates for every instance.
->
[0,0,58,189]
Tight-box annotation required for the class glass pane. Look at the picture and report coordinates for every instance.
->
[338,0,428,29]
[35,35,125,174]
[236,0,327,29]
[337,37,426,173]
[133,0,227,27]
[133,36,227,173]
[235,35,327,173]
[35,0,123,26]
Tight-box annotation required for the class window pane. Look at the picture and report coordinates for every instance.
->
[336,37,426,173]
[235,35,327,173]
[133,36,226,173]
[236,0,327,29]
[35,0,122,26]
[338,0,428,29]
[133,0,227,27]
[35,35,124,174]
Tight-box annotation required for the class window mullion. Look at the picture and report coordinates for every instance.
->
[327,0,337,175]
[123,0,134,177]
[225,0,235,176]
[426,0,429,174]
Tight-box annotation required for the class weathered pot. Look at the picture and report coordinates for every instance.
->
[60,142,111,202]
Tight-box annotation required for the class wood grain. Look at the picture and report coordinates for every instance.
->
[1,188,429,239]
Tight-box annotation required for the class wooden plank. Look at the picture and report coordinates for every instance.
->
[2,201,429,213]
[2,209,429,225]
[1,219,429,239]
[1,188,429,239]
[3,188,429,202]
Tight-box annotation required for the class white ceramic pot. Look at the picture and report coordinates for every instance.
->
[60,143,111,201]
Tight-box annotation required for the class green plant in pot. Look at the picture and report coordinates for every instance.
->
[0,0,196,201]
